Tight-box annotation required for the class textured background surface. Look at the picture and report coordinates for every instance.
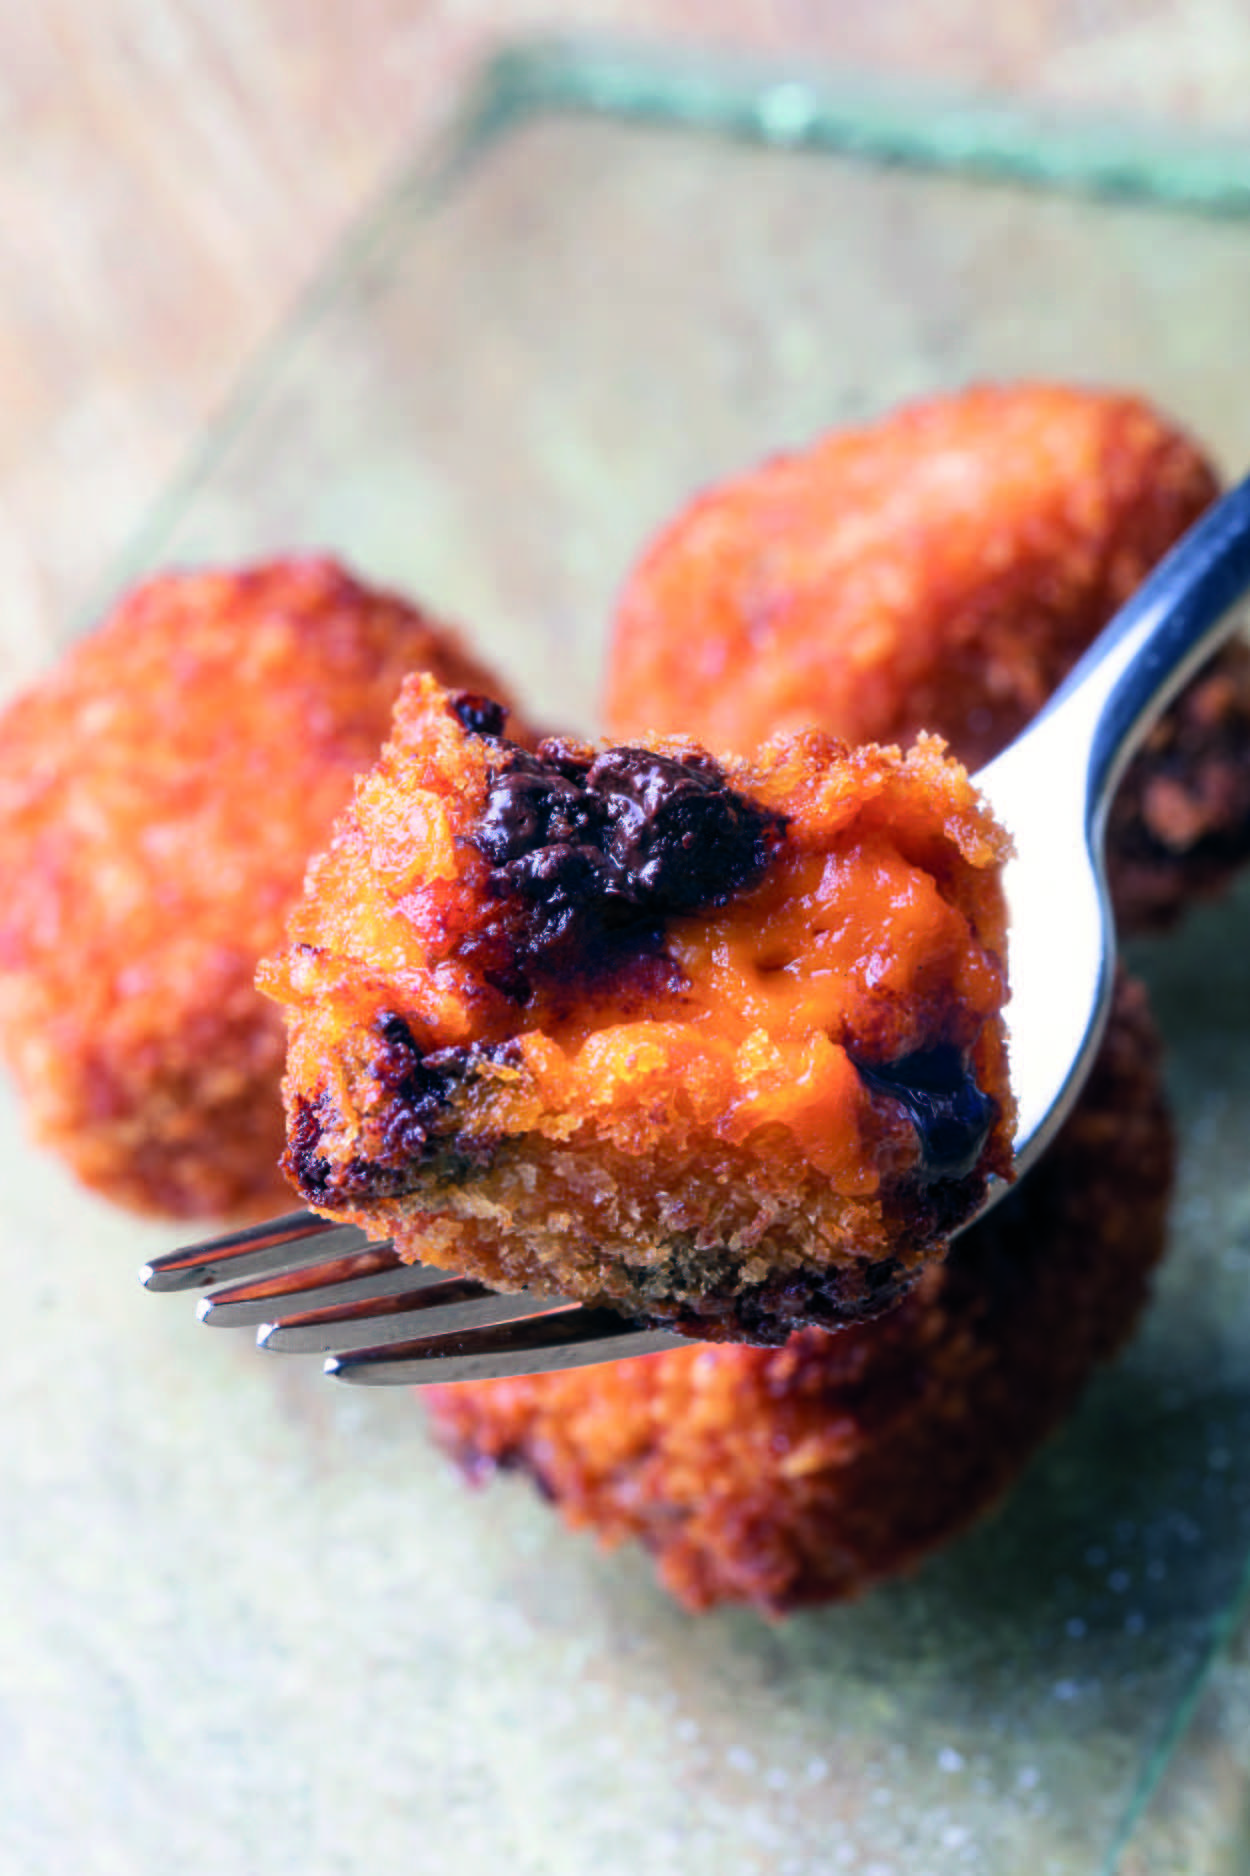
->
[4,0,1250,690]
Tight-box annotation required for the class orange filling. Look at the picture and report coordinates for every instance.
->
[262,686,1012,1224]
[441,831,1005,1195]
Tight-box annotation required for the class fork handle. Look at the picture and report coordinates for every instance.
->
[1031,471,1250,832]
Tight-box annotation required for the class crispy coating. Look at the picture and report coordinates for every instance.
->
[1106,640,1250,928]
[429,970,1172,1614]
[261,676,1013,1343]
[606,382,1244,930]
[0,558,525,1218]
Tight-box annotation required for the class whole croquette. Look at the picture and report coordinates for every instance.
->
[0,557,527,1218]
[606,382,1249,931]
[260,676,1014,1344]
[428,970,1172,1614]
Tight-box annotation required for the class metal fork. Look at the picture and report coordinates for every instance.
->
[142,474,1250,1385]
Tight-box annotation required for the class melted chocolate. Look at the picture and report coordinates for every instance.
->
[464,728,785,1001]
[449,692,508,738]
[856,1044,995,1182]
[586,747,775,910]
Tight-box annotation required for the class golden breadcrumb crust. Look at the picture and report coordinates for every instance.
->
[0,558,525,1217]
[607,382,1244,930]
[261,675,1013,1342]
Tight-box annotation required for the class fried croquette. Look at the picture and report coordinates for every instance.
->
[260,675,1014,1344]
[1106,639,1250,928]
[606,382,1247,930]
[428,970,1172,1614]
[0,557,524,1218]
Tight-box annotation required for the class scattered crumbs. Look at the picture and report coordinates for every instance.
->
[1065,1616,1087,1639]
[1107,1569,1131,1594]
[726,1744,758,1774]
[937,1745,965,1773]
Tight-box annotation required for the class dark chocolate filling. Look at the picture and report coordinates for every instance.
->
[449,691,508,738]
[462,712,786,1002]
[855,1044,995,1182]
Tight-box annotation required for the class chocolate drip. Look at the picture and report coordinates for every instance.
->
[856,1044,995,1181]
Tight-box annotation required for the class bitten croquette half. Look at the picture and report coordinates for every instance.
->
[0,558,528,1218]
[260,675,1014,1344]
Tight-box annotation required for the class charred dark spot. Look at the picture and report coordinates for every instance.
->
[663,1253,913,1346]
[371,1014,521,1164]
[449,692,508,738]
[464,738,785,1001]
[285,1092,335,1201]
[286,1021,522,1204]
[855,1044,995,1182]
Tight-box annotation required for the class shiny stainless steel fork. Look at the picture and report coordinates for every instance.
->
[142,474,1250,1385]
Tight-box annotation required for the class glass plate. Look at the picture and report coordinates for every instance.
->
[12,40,1250,1876]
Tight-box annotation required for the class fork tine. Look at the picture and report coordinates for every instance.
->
[144,1209,687,1384]
[326,1308,688,1386]
[257,1278,558,1355]
[140,1209,369,1291]
[197,1247,446,1329]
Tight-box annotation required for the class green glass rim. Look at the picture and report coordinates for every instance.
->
[458,35,1250,218]
[101,32,1250,613]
